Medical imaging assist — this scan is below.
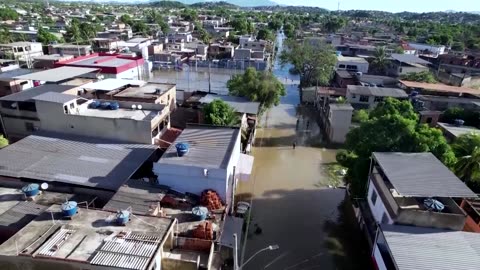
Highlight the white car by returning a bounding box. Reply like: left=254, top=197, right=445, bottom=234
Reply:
left=236, top=201, right=250, bottom=217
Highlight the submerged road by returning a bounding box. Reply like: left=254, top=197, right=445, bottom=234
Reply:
left=236, top=33, right=372, bottom=270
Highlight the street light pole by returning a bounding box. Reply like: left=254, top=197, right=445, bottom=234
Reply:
left=233, top=233, right=279, bottom=270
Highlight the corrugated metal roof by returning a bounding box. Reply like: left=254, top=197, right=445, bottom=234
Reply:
left=391, top=54, right=431, bottom=65
left=0, top=201, right=48, bottom=229
left=347, top=85, right=408, bottom=98
left=0, top=84, right=76, bottom=102
left=381, top=224, right=480, bottom=270
left=32, top=92, right=77, bottom=104
left=373, top=152, right=477, bottom=198
left=157, top=125, right=240, bottom=169
left=0, top=133, right=156, bottom=191
left=13, top=66, right=99, bottom=82
left=199, top=94, right=260, bottom=115
left=220, top=216, right=243, bottom=248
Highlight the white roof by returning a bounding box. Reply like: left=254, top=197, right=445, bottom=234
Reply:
left=82, top=78, right=146, bottom=91
left=14, top=67, right=99, bottom=82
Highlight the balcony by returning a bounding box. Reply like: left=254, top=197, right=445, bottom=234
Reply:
left=371, top=167, right=467, bottom=230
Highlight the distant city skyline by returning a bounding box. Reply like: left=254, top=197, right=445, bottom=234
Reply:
left=274, top=0, right=480, bottom=13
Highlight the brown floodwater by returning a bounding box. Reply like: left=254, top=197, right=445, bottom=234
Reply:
left=234, top=33, right=372, bottom=270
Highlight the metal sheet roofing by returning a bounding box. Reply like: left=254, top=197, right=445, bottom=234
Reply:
left=81, top=78, right=146, bottom=91
left=0, top=68, right=33, bottom=80
left=437, top=122, right=480, bottom=139
left=347, top=85, right=408, bottom=98
left=381, top=224, right=480, bottom=270
left=157, top=125, right=240, bottom=169
left=0, top=201, right=47, bottom=229
left=391, top=53, right=432, bottom=65
left=199, top=94, right=260, bottom=115
left=32, top=92, right=77, bottom=104
left=0, top=133, right=157, bottom=191
left=13, top=66, right=99, bottom=82
left=67, top=56, right=134, bottom=68
left=220, top=216, right=243, bottom=248
left=373, top=152, right=477, bottom=198
left=0, top=84, right=76, bottom=102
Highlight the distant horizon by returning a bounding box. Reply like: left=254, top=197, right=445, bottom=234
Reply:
left=273, top=0, right=480, bottom=13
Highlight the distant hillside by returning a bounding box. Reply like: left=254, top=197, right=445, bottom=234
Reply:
left=57, top=0, right=278, bottom=7
left=189, top=1, right=238, bottom=9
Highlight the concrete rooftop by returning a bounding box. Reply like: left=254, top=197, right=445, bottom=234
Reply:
left=114, top=83, right=175, bottom=100
left=78, top=101, right=164, bottom=121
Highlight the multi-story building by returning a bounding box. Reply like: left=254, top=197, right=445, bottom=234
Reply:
left=0, top=42, right=43, bottom=63
left=387, top=53, right=431, bottom=77
left=48, top=43, right=92, bottom=56
left=346, top=85, right=408, bottom=109
left=336, top=55, right=369, bottom=73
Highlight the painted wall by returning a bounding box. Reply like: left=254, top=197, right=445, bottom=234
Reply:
left=372, top=244, right=388, bottom=270
left=328, top=108, right=353, bottom=143
left=367, top=178, right=394, bottom=224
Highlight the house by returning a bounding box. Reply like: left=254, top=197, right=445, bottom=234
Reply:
left=0, top=42, right=43, bottom=63
left=437, top=122, right=480, bottom=140
left=48, top=43, right=92, bottom=56
left=0, top=59, right=20, bottom=72
left=372, top=224, right=480, bottom=270
left=408, top=42, right=446, bottom=57
left=0, top=132, right=157, bottom=193
left=33, top=54, right=75, bottom=69
left=153, top=125, right=254, bottom=204
left=459, top=198, right=480, bottom=232
left=208, top=43, right=234, bottom=59
left=238, top=36, right=269, bottom=51
left=399, top=80, right=480, bottom=98
left=388, top=54, right=431, bottom=77
left=320, top=103, right=353, bottom=144
left=346, top=85, right=408, bottom=109
left=365, top=152, right=476, bottom=233
left=54, top=53, right=146, bottom=80
left=415, top=95, right=480, bottom=111
left=336, top=55, right=369, bottom=73
left=334, top=71, right=398, bottom=89
left=400, top=42, right=416, bottom=55
left=0, top=69, right=35, bottom=97
left=0, top=204, right=175, bottom=270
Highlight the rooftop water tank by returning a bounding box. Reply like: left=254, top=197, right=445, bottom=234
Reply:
left=175, top=142, right=189, bottom=157
left=410, top=91, right=419, bottom=97
left=21, top=183, right=40, bottom=197
left=61, top=201, right=78, bottom=218
left=116, top=210, right=130, bottom=225
left=335, top=51, right=342, bottom=56
left=88, top=100, right=101, bottom=109
left=454, top=119, right=465, bottom=127
left=109, top=102, right=119, bottom=110
left=192, top=206, right=209, bottom=221
left=100, top=102, right=111, bottom=110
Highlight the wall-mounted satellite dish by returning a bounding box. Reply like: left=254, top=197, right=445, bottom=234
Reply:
left=137, top=105, right=143, bottom=110
left=40, top=183, right=49, bottom=190
left=131, top=104, right=137, bottom=110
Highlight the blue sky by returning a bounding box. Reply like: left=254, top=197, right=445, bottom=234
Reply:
left=273, top=0, right=480, bottom=13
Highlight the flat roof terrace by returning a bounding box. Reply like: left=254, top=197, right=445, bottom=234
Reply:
left=114, top=83, right=176, bottom=100
left=78, top=100, right=166, bottom=121
left=0, top=205, right=174, bottom=270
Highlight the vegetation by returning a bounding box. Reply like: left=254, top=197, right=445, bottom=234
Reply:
left=352, top=109, right=369, bottom=123
left=230, top=17, right=254, bottom=35
left=37, top=28, right=59, bottom=45
left=337, top=98, right=456, bottom=197
left=440, top=107, right=480, bottom=127
left=280, top=39, right=337, bottom=87
left=256, top=29, right=274, bottom=42
left=400, top=71, right=437, bottom=83
left=0, top=7, right=18, bottom=21
left=65, top=19, right=101, bottom=44
left=132, top=21, right=149, bottom=36
left=371, top=47, right=388, bottom=75
left=323, top=16, right=346, bottom=33
left=452, top=134, right=480, bottom=189
left=227, top=67, right=286, bottom=110
left=0, top=135, right=8, bottom=148
left=203, top=100, right=239, bottom=126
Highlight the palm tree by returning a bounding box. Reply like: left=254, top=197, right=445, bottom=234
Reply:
left=371, top=46, right=388, bottom=75
left=454, top=146, right=480, bottom=183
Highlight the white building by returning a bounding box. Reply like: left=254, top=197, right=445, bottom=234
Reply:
left=0, top=42, right=43, bottom=64
left=153, top=126, right=253, bottom=204
left=409, top=42, right=446, bottom=57
left=346, top=85, right=408, bottom=109
left=336, top=55, right=369, bottom=73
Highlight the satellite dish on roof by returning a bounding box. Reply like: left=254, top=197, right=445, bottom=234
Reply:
left=137, top=105, right=143, bottom=110
left=131, top=104, right=137, bottom=110
left=40, top=183, right=49, bottom=190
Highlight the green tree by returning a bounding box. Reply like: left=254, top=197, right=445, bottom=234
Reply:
left=451, top=42, right=465, bottom=52
left=120, top=14, right=133, bottom=26
left=203, top=100, right=239, bottom=126
left=256, top=29, right=274, bottom=41
left=37, top=28, right=58, bottom=45
left=280, top=39, right=337, bottom=87
left=454, top=147, right=480, bottom=184
left=0, top=27, right=12, bottom=43
left=0, top=135, right=8, bottom=148
left=371, top=46, right=388, bottom=75
left=323, top=16, right=346, bottom=33
left=337, top=98, right=456, bottom=197
left=227, top=67, right=286, bottom=110
left=394, top=46, right=404, bottom=54
left=452, top=133, right=480, bottom=158
left=231, top=18, right=249, bottom=34
left=283, top=22, right=295, bottom=39
left=0, top=8, right=18, bottom=21
left=352, top=109, right=369, bottom=123
left=268, top=19, right=282, bottom=31
left=400, top=71, right=437, bottom=83
left=132, top=21, right=149, bottom=36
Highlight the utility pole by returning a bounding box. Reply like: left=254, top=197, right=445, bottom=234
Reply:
left=208, top=61, right=212, bottom=93
left=338, top=1, right=340, bottom=12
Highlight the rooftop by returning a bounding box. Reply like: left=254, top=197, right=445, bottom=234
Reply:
left=329, top=103, right=354, bottom=111
left=114, top=83, right=176, bottom=100
left=400, top=80, right=480, bottom=96
left=347, top=85, right=408, bottom=98
left=33, top=54, right=74, bottom=61
left=77, top=100, right=164, bottom=121
left=0, top=42, right=40, bottom=47
left=199, top=94, right=260, bottom=115
left=0, top=205, right=173, bottom=270
left=373, top=152, right=477, bottom=198
left=62, top=55, right=139, bottom=68
left=32, top=92, right=77, bottom=104
left=437, top=122, right=480, bottom=139
left=13, top=66, right=99, bottom=83
left=157, top=125, right=240, bottom=169
left=391, top=53, right=431, bottom=65
left=0, top=133, right=157, bottom=191
left=380, top=224, right=480, bottom=270
left=337, top=55, right=369, bottom=64
left=0, top=84, right=76, bottom=102
left=0, top=68, right=34, bottom=81
left=81, top=78, right=146, bottom=92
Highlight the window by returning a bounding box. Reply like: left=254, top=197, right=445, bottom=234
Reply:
left=25, top=122, right=34, bottom=132
left=339, top=64, right=346, bottom=69
left=69, top=102, right=75, bottom=109
left=370, top=189, right=378, bottom=205
left=359, top=95, right=369, bottom=102
left=374, top=96, right=383, bottom=103
left=346, top=65, right=358, bottom=71
left=18, top=102, right=36, bottom=112
left=426, top=117, right=433, bottom=124
left=63, top=105, right=68, bottom=114
left=381, top=213, right=389, bottom=224
left=351, top=94, right=356, bottom=99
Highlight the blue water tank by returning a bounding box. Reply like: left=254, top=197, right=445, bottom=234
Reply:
left=109, top=102, right=119, bottom=110
left=454, top=119, right=465, bottom=127
left=410, top=91, right=419, bottom=97
left=61, top=201, right=78, bottom=217
left=116, top=210, right=130, bottom=225
left=335, top=51, right=342, bottom=56
left=21, top=183, right=40, bottom=197
left=192, top=206, right=209, bottom=221
left=89, top=100, right=101, bottom=109
left=100, top=102, right=111, bottom=109
left=175, top=143, right=189, bottom=157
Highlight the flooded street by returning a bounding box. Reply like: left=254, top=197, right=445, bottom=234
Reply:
left=236, top=33, right=372, bottom=270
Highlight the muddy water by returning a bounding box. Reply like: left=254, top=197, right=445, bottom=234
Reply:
left=235, top=33, right=372, bottom=270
